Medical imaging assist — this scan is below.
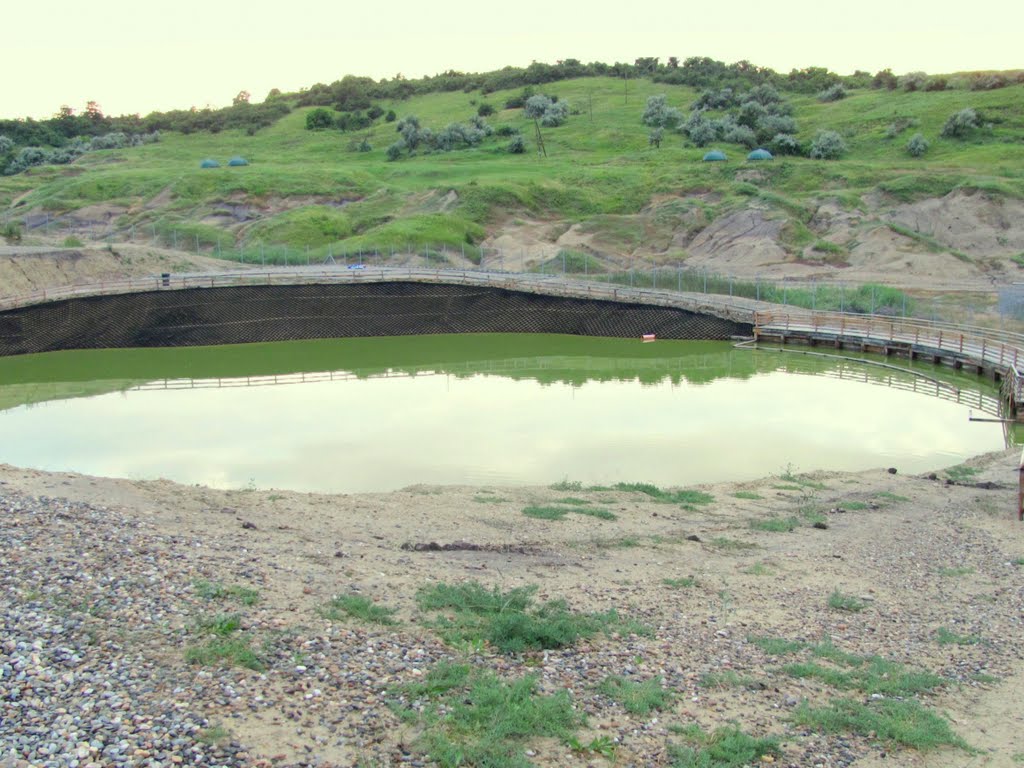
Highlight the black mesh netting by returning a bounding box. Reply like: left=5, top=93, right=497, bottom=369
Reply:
left=0, top=282, right=751, bottom=356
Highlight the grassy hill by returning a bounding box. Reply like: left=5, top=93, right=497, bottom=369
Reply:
left=2, top=76, right=1023, bottom=286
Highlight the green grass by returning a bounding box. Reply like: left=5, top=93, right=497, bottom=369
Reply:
left=193, top=579, right=260, bottom=606
left=195, top=613, right=242, bottom=636
left=1013, top=557, right=1024, bottom=566
left=708, top=537, right=758, bottom=552
left=522, top=504, right=617, bottom=521
left=318, top=594, right=398, bottom=625
left=669, top=725, right=781, bottom=768
left=396, top=662, right=583, bottom=768
left=663, top=576, right=697, bottom=588
left=197, top=725, right=232, bottom=745
left=614, top=482, right=714, bottom=506
left=875, top=492, right=910, bottom=503
left=749, top=516, right=800, bottom=533
left=792, top=698, right=969, bottom=751
left=415, top=581, right=648, bottom=653
left=698, top=670, right=761, bottom=689
left=732, top=491, right=763, bottom=500
left=743, top=562, right=773, bottom=575
left=185, top=636, right=263, bottom=670
left=549, top=478, right=583, bottom=491
left=783, top=656, right=944, bottom=696
left=936, top=627, right=982, bottom=645
left=597, top=675, right=673, bottom=714
left=938, top=566, right=975, bottom=577
left=748, top=635, right=805, bottom=656
left=828, top=590, right=867, bottom=613
left=944, top=464, right=980, bottom=482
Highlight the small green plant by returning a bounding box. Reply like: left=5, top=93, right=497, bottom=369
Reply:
left=415, top=581, right=647, bottom=653
left=1013, top=557, right=1024, bottom=566
left=472, top=494, right=508, bottom=504
left=575, top=507, right=617, bottom=521
left=938, top=566, right=974, bottom=577
left=185, top=636, right=263, bottom=670
left=744, top=562, right=772, bottom=575
left=552, top=496, right=591, bottom=506
left=598, top=675, right=672, bottom=714
left=936, top=627, right=981, bottom=646
left=828, top=590, right=866, bottom=613
left=750, top=516, right=800, bottom=533
left=193, top=579, right=260, bottom=606
left=614, top=482, right=714, bottom=506
left=663, top=576, right=697, bottom=588
left=875, top=492, right=909, bottom=503
left=522, top=505, right=569, bottom=520
left=62, top=235, right=84, bottom=247
left=748, top=635, right=804, bottom=656
left=318, top=594, right=397, bottom=625
left=836, top=501, right=869, bottom=511
left=198, top=725, right=231, bottom=745
left=670, top=725, right=781, bottom=767
left=196, top=613, right=242, bottom=636
left=396, top=663, right=582, bottom=767
left=568, top=735, right=617, bottom=759
left=709, top=537, right=758, bottom=552
left=944, top=464, right=979, bottom=482
left=1, top=221, right=22, bottom=243
left=549, top=478, right=583, bottom=491
left=906, top=133, right=930, bottom=157
left=792, top=698, right=969, bottom=751
left=699, top=670, right=760, bottom=689
left=732, top=491, right=763, bottom=500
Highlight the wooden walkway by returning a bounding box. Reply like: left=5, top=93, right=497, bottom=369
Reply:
left=753, top=309, right=1024, bottom=419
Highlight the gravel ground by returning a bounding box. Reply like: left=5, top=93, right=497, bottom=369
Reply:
left=2, top=451, right=1023, bottom=767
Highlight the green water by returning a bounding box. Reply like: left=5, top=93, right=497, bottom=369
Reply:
left=0, top=334, right=1008, bottom=492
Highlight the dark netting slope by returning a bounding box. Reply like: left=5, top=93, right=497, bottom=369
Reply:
left=0, top=282, right=751, bottom=356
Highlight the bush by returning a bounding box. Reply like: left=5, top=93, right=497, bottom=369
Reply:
left=477, top=103, right=495, bottom=117
left=758, top=114, right=797, bottom=139
left=357, top=138, right=372, bottom=153
left=809, top=130, right=847, bottom=159
left=0, top=135, right=13, bottom=154
left=305, top=107, right=335, bottom=130
left=724, top=124, right=757, bottom=148
left=386, top=140, right=405, bottom=161
left=941, top=108, right=979, bottom=138
left=648, top=127, right=664, bottom=148
left=641, top=94, right=683, bottom=129
left=906, top=133, right=929, bottom=157
left=384, top=110, right=397, bottom=123
left=494, top=125, right=519, bottom=137
left=508, top=135, right=526, bottom=154
left=899, top=71, right=929, bottom=92
left=817, top=84, right=847, bottom=102
left=970, top=73, right=1009, bottom=91
left=366, top=105, right=384, bottom=120
left=770, top=133, right=801, bottom=155
left=737, top=100, right=768, bottom=129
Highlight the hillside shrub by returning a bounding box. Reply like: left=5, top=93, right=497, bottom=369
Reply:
left=746, top=84, right=782, bottom=107
left=0, top=135, right=12, bottom=154
left=366, top=105, right=384, bottom=120
left=477, top=103, right=495, bottom=117
left=648, top=127, right=663, bottom=148
left=539, top=100, right=569, bottom=127
left=305, top=108, right=335, bottom=130
left=737, top=100, right=768, bottom=129
left=691, top=87, right=737, bottom=110
left=357, top=138, right=372, bottom=153
left=872, top=69, right=898, bottom=90
left=809, top=130, right=847, bottom=159
left=770, top=133, right=801, bottom=155
left=495, top=125, right=519, bottom=137
left=899, top=72, right=929, bottom=92
left=724, top=124, right=757, bottom=148
left=508, top=135, right=526, bottom=154
left=386, top=141, right=405, bottom=161
left=336, top=111, right=371, bottom=132
left=906, top=133, right=929, bottom=157
left=925, top=77, right=948, bottom=91
left=941, top=108, right=979, bottom=139
left=817, top=84, right=847, bottom=102
left=385, top=110, right=396, bottom=122
left=641, top=95, right=683, bottom=129
left=970, top=73, right=1009, bottom=91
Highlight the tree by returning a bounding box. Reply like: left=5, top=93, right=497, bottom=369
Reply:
left=524, top=95, right=552, bottom=156
left=305, top=107, right=335, bottom=130
left=233, top=90, right=251, bottom=105
left=85, top=101, right=104, bottom=122
left=871, top=69, right=898, bottom=90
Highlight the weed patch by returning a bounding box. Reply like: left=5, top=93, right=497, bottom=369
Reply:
left=828, top=590, right=866, bottom=613
left=669, top=725, right=781, bottom=768
left=783, top=656, right=943, bottom=696
left=750, top=516, right=800, bottom=533
left=748, top=635, right=805, bottom=656
left=522, top=504, right=616, bottom=522
left=598, top=675, right=672, bottom=714
left=416, top=581, right=647, bottom=653
left=396, top=662, right=582, bottom=767
left=663, top=576, right=697, bottom=588
left=193, top=579, right=260, bottom=606
left=185, top=636, right=263, bottom=670
left=938, top=566, right=974, bottom=577
left=936, top=627, right=981, bottom=645
left=614, top=482, right=714, bottom=506
left=732, top=491, right=763, bottom=500
left=318, top=594, right=398, bottom=625
left=792, top=698, right=969, bottom=751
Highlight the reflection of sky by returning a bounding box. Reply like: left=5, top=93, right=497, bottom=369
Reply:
left=0, top=371, right=1003, bottom=493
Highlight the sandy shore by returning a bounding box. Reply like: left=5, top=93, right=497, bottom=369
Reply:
left=2, top=450, right=1023, bottom=768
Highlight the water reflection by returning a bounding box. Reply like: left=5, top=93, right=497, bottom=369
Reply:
left=0, top=334, right=1009, bottom=492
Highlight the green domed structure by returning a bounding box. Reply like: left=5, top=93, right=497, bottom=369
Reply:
left=747, top=148, right=774, bottom=161
left=702, top=150, right=727, bottom=162
left=199, top=158, right=220, bottom=168
left=228, top=156, right=249, bottom=167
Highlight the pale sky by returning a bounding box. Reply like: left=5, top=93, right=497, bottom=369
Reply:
left=3, top=0, right=1021, bottom=119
